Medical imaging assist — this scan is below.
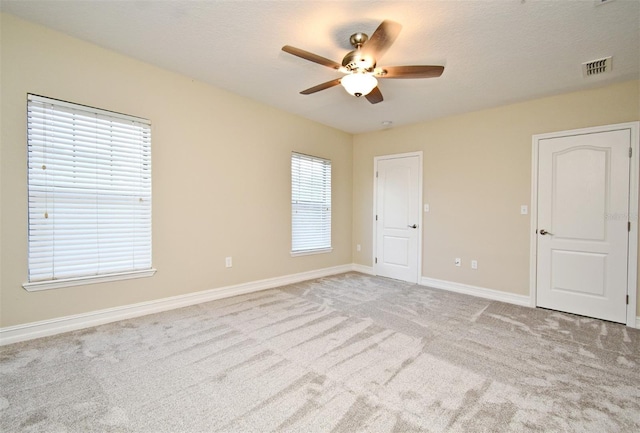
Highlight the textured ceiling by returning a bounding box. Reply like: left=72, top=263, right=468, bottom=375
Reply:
left=1, top=0, right=638, bottom=134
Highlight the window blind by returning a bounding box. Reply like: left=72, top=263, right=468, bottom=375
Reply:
left=27, top=94, right=152, bottom=283
left=291, top=152, right=331, bottom=253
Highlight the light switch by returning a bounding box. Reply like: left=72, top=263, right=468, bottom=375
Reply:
left=424, top=204, right=430, bottom=212
left=521, top=205, right=528, bottom=215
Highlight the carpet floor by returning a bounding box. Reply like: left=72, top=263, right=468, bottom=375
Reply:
left=1, top=272, right=639, bottom=432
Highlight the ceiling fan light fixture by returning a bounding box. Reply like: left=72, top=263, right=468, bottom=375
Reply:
left=341, top=73, right=377, bottom=97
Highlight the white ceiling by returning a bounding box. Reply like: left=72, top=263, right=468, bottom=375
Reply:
left=1, top=0, right=638, bottom=134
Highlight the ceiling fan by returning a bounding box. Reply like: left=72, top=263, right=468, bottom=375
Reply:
left=282, top=20, right=444, bottom=104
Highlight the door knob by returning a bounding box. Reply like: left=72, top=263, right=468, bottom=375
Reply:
left=408, top=224, right=418, bottom=229
left=539, top=229, right=553, bottom=235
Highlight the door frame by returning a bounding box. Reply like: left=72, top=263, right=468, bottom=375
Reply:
left=373, top=151, right=423, bottom=283
left=529, top=122, right=639, bottom=327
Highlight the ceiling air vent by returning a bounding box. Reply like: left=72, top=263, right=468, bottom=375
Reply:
left=582, top=57, right=612, bottom=77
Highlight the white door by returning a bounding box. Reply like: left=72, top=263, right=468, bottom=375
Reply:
left=375, top=154, right=421, bottom=283
left=536, top=129, right=631, bottom=323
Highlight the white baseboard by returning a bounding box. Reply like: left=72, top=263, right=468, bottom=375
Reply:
left=352, top=264, right=374, bottom=275
left=3, top=266, right=635, bottom=346
left=420, top=277, right=531, bottom=307
left=422, top=277, right=639, bottom=329
left=0, top=264, right=353, bottom=346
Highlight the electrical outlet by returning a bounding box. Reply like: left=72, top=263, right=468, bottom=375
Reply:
left=225, top=257, right=232, bottom=268
left=455, top=258, right=461, bottom=267
left=471, top=260, right=478, bottom=270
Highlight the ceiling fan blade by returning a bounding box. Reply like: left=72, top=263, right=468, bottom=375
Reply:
left=282, top=45, right=341, bottom=70
left=378, top=65, right=444, bottom=79
left=365, top=86, right=383, bottom=104
left=362, top=20, right=402, bottom=60
left=300, top=78, right=342, bottom=95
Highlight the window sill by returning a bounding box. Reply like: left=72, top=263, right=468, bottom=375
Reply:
left=23, top=268, right=157, bottom=292
left=290, top=247, right=333, bottom=257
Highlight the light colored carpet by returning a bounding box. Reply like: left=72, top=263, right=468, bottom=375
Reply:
left=1, top=272, right=639, bottom=432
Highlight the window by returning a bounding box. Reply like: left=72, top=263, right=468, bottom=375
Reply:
left=24, top=94, right=154, bottom=291
left=291, top=152, right=332, bottom=255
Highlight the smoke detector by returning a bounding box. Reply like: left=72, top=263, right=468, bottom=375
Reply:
left=582, top=57, right=612, bottom=77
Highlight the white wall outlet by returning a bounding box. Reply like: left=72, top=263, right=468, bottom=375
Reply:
left=471, top=260, right=478, bottom=270
left=356, top=244, right=361, bottom=252
left=225, top=257, right=232, bottom=268
left=520, top=205, right=528, bottom=215
left=455, top=258, right=461, bottom=267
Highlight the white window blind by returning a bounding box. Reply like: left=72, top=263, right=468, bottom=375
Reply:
left=26, top=94, right=152, bottom=286
left=291, top=152, right=332, bottom=254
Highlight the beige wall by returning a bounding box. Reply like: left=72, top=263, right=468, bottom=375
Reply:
left=353, top=80, right=640, bottom=310
left=0, top=14, right=353, bottom=327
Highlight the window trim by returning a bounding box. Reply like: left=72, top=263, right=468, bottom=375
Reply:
left=24, top=94, right=154, bottom=290
left=290, top=152, right=332, bottom=256
left=22, top=268, right=156, bottom=292
left=290, top=247, right=333, bottom=257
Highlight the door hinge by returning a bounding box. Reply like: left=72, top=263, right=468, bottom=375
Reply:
left=630, top=147, right=633, bottom=158
left=375, top=257, right=378, bottom=264
left=627, top=295, right=629, bottom=305
left=376, top=171, right=379, bottom=178
left=376, top=215, right=378, bottom=221
left=629, top=221, right=631, bottom=232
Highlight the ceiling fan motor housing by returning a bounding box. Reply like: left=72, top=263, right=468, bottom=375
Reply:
left=342, top=49, right=376, bottom=72
left=342, top=32, right=376, bottom=72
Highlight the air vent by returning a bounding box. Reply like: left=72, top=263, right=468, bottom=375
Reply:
left=582, top=57, right=612, bottom=77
